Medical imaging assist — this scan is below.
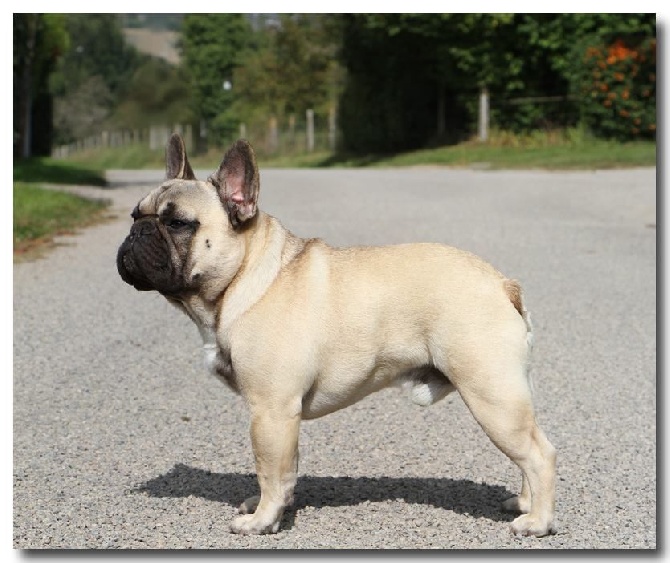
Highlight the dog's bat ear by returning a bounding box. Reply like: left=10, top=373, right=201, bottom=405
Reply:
left=209, top=139, right=259, bottom=228
left=165, top=133, right=196, bottom=180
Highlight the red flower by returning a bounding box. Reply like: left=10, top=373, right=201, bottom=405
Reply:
left=608, top=39, right=634, bottom=62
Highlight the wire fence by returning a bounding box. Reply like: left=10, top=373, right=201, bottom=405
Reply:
left=51, top=123, right=196, bottom=159
left=51, top=109, right=337, bottom=159
left=51, top=91, right=583, bottom=159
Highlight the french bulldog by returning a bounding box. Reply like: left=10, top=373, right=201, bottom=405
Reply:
left=117, top=133, right=556, bottom=537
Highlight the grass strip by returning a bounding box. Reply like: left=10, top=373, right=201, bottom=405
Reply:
left=14, top=183, right=110, bottom=254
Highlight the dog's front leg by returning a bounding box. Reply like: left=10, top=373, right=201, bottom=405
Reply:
left=230, top=409, right=300, bottom=535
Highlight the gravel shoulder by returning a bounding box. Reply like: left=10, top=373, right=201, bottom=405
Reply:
left=12, top=167, right=657, bottom=549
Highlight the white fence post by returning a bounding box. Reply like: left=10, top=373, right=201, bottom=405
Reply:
left=306, top=109, right=315, bottom=152
left=478, top=88, right=489, bottom=142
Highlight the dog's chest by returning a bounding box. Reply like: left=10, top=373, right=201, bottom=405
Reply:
left=203, top=342, right=238, bottom=392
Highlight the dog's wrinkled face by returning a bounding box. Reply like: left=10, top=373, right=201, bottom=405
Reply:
left=117, top=179, right=231, bottom=296
left=116, top=134, right=260, bottom=300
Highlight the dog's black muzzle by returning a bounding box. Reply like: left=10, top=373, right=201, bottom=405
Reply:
left=116, top=218, right=177, bottom=293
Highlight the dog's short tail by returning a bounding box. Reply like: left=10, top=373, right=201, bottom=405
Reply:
left=504, top=279, right=534, bottom=395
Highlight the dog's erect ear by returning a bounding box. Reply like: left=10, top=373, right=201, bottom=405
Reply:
left=209, top=139, right=259, bottom=228
left=165, top=133, right=196, bottom=180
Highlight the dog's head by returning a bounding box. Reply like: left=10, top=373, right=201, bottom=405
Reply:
left=116, top=134, right=260, bottom=300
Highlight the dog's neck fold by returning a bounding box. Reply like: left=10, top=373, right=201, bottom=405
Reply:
left=217, top=213, right=290, bottom=338
left=174, top=212, right=305, bottom=352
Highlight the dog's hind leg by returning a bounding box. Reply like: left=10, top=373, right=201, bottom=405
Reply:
left=449, top=360, right=556, bottom=537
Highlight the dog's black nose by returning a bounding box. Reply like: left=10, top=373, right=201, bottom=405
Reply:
left=131, top=217, right=158, bottom=239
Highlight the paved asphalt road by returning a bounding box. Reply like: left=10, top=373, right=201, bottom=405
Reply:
left=13, top=166, right=656, bottom=550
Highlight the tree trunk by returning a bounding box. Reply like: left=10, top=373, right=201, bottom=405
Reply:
left=21, top=15, right=38, bottom=159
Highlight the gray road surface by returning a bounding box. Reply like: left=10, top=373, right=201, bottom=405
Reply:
left=13, top=166, right=656, bottom=549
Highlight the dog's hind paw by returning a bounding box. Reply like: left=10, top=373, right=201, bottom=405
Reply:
left=502, top=494, right=531, bottom=514
left=230, top=513, right=281, bottom=535
left=238, top=495, right=260, bottom=514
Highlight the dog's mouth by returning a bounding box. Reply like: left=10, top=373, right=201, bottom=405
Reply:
left=116, top=242, right=158, bottom=292
left=116, top=224, right=189, bottom=296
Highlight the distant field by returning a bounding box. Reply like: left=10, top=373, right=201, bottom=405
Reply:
left=122, top=28, right=180, bottom=64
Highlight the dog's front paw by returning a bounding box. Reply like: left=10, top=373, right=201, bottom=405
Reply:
left=230, top=513, right=281, bottom=535
left=511, top=514, right=556, bottom=537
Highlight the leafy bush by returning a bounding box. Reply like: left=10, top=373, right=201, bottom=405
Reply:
left=573, top=36, right=656, bottom=140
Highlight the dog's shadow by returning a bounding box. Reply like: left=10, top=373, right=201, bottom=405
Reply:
left=133, top=463, right=515, bottom=527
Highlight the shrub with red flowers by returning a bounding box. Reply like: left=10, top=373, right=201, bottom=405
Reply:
left=573, top=36, right=656, bottom=141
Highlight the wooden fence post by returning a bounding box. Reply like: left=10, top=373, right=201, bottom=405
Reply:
left=183, top=124, right=194, bottom=151
left=328, top=104, right=337, bottom=151
left=289, top=114, right=296, bottom=150
left=268, top=117, right=278, bottom=153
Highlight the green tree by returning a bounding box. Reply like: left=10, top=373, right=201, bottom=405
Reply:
left=338, top=14, right=443, bottom=153
left=50, top=14, right=140, bottom=99
left=13, top=13, right=69, bottom=157
left=180, top=14, right=251, bottom=142
left=112, top=58, right=193, bottom=130
left=50, top=14, right=142, bottom=144
left=337, top=13, right=656, bottom=153
left=226, top=14, right=343, bottom=147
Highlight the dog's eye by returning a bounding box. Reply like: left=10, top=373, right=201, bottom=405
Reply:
left=167, top=219, right=188, bottom=229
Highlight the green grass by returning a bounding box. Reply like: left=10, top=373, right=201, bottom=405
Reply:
left=356, top=139, right=656, bottom=170
left=13, top=157, right=107, bottom=186
left=13, top=157, right=110, bottom=257
left=61, top=130, right=656, bottom=171
left=261, top=133, right=657, bottom=169
left=13, top=183, right=110, bottom=255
